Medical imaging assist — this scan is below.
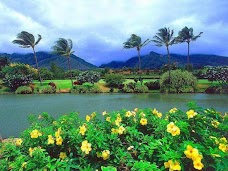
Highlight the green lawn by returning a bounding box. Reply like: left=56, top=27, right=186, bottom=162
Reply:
left=33, top=80, right=72, bottom=90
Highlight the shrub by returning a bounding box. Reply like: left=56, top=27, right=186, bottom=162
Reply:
left=70, top=83, right=102, bottom=93
left=0, top=103, right=227, bottom=170
left=77, top=71, right=101, bottom=84
left=3, top=74, right=33, bottom=91
left=206, top=66, right=228, bottom=85
left=160, top=70, right=197, bottom=93
left=39, top=86, right=56, bottom=94
left=39, top=68, right=53, bottom=80
left=144, top=81, right=160, bottom=90
left=122, top=83, right=149, bottom=93
left=105, top=74, right=125, bottom=88
left=15, top=86, right=33, bottom=94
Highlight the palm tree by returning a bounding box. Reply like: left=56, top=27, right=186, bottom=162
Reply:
left=176, top=27, right=203, bottom=70
left=152, top=27, right=176, bottom=93
left=123, top=34, right=151, bottom=83
left=12, top=31, right=42, bottom=85
left=52, top=38, right=74, bottom=87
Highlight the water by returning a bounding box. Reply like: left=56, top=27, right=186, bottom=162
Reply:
left=0, top=93, right=227, bottom=138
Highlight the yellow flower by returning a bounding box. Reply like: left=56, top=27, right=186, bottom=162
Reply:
left=139, top=112, right=146, bottom=117
left=102, top=150, right=110, bottom=160
left=169, top=108, right=178, bottom=113
left=134, top=108, right=138, bottom=112
left=193, top=160, right=204, bottom=170
left=91, top=112, right=96, bottom=118
left=106, top=117, right=111, bottom=122
left=127, top=146, right=134, bottom=151
left=219, top=143, right=227, bottom=152
left=167, top=122, right=180, bottom=136
left=81, top=140, right=92, bottom=154
left=111, top=128, right=118, bottom=134
left=164, top=160, right=181, bottom=171
left=102, top=111, right=107, bottom=116
left=152, top=109, right=162, bottom=118
left=59, top=152, right=67, bottom=160
left=125, top=111, right=132, bottom=117
left=86, top=115, right=91, bottom=122
left=16, top=138, right=23, bottom=146
left=29, top=147, right=34, bottom=157
left=184, top=145, right=199, bottom=159
left=55, top=128, right=61, bottom=137
left=152, top=108, right=158, bottom=115
left=21, top=162, right=27, bottom=168
left=56, top=136, right=63, bottom=146
left=211, top=120, right=220, bottom=128
left=140, top=118, right=147, bottom=125
left=30, top=129, right=42, bottom=138
left=79, top=125, right=87, bottom=135
left=47, top=135, right=55, bottom=145
left=157, top=112, right=162, bottom=118
left=115, top=120, right=120, bottom=126
left=220, top=137, right=227, bottom=143
left=116, top=116, right=122, bottom=122
left=186, top=109, right=197, bottom=119
left=118, top=126, right=125, bottom=135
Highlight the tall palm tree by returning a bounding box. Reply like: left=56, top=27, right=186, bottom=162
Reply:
left=52, top=38, right=74, bottom=87
left=123, top=34, right=151, bottom=83
left=176, top=27, right=203, bottom=70
left=12, top=31, right=42, bottom=85
left=152, top=27, right=176, bottom=93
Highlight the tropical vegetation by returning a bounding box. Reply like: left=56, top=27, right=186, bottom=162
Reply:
left=0, top=102, right=227, bottom=170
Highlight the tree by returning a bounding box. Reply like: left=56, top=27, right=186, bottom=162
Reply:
left=50, top=62, right=65, bottom=79
left=123, top=34, right=151, bottom=83
left=12, top=31, right=42, bottom=85
left=0, top=55, right=9, bottom=71
left=176, top=27, right=203, bottom=70
left=52, top=38, right=74, bottom=87
left=152, top=28, right=176, bottom=92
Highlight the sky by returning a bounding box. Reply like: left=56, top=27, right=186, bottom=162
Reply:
left=0, top=0, right=228, bottom=66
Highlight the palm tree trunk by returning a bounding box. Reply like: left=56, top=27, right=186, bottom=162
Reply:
left=32, top=48, right=42, bottom=86
left=187, top=42, right=190, bottom=71
left=137, top=48, right=142, bottom=85
left=67, top=56, right=73, bottom=87
left=166, top=46, right=171, bottom=93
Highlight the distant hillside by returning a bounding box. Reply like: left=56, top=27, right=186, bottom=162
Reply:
left=100, top=51, right=228, bottom=69
left=0, top=51, right=97, bottom=70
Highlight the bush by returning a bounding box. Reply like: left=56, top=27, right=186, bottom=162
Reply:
left=0, top=103, right=227, bottom=170
left=105, top=74, right=125, bottom=88
left=205, top=66, right=228, bottom=85
left=70, top=83, right=102, bottom=93
left=122, top=83, right=149, bottom=93
left=144, top=81, right=160, bottom=90
left=77, top=71, right=101, bottom=84
left=15, top=86, right=33, bottom=94
left=39, top=86, right=56, bottom=94
left=160, top=70, right=197, bottom=93
left=39, top=68, right=53, bottom=80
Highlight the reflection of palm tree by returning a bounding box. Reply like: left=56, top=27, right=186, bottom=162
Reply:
left=176, top=27, right=203, bottom=70
left=152, top=28, right=176, bottom=92
left=12, top=31, right=42, bottom=85
left=123, top=34, right=151, bottom=82
left=52, top=38, right=74, bottom=87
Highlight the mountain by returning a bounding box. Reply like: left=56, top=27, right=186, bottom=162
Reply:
left=0, top=51, right=97, bottom=70
left=100, top=51, right=228, bottom=69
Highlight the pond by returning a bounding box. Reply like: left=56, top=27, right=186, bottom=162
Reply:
left=0, top=93, right=227, bottom=138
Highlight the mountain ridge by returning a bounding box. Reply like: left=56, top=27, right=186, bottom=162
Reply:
left=0, top=51, right=97, bottom=70
left=100, top=51, right=228, bottom=69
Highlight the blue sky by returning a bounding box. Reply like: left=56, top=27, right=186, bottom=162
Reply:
left=0, top=0, right=228, bottom=66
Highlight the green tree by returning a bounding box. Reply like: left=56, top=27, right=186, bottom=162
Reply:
left=52, top=38, right=74, bottom=86
left=0, top=55, right=9, bottom=71
left=123, top=34, right=151, bottom=83
left=12, top=31, right=42, bottom=85
left=176, top=27, right=203, bottom=70
left=50, top=62, right=65, bottom=79
left=40, top=68, right=53, bottom=80
left=152, top=28, right=176, bottom=92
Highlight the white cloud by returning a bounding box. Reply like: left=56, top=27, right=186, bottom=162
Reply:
left=0, top=0, right=228, bottom=65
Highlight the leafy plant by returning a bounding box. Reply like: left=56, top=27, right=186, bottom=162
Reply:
left=104, top=74, right=125, bottom=88
left=15, top=86, right=33, bottom=94
left=77, top=71, right=101, bottom=84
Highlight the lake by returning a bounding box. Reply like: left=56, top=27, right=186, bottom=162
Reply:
left=0, top=93, right=227, bottom=138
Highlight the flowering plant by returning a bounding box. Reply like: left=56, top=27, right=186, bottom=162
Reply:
left=0, top=102, right=227, bottom=170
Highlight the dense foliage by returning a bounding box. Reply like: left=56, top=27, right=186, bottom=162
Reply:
left=71, top=82, right=101, bottom=93
left=144, top=81, right=160, bottom=90
left=0, top=103, right=227, bottom=170
left=160, top=70, right=197, bottom=93
left=122, top=83, right=149, bottom=93
left=77, top=71, right=101, bottom=84
left=104, top=74, right=125, bottom=88
left=1, top=63, right=37, bottom=91
left=206, top=66, right=228, bottom=85
left=15, top=86, right=33, bottom=94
